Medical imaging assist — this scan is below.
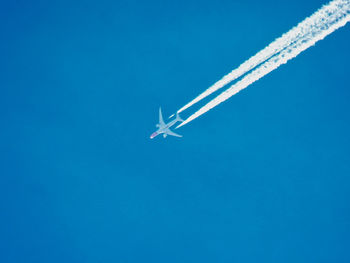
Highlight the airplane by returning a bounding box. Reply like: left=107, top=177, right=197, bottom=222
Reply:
left=150, top=107, right=183, bottom=139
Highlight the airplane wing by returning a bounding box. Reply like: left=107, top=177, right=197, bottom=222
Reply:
left=165, top=128, right=182, bottom=138
left=159, top=107, right=165, bottom=125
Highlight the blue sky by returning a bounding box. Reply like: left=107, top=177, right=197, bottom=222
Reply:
left=1, top=0, right=350, bottom=262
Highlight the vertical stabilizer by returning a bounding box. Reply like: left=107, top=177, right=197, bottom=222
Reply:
left=176, top=112, right=184, bottom=122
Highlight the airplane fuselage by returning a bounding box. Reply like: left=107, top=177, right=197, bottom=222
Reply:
left=150, top=119, right=177, bottom=139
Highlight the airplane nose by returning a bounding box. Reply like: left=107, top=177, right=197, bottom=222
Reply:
left=150, top=132, right=157, bottom=139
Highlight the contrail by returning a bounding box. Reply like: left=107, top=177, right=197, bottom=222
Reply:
left=177, top=0, right=350, bottom=128
left=174, top=0, right=350, bottom=115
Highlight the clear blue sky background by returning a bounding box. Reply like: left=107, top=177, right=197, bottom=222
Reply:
left=1, top=0, right=350, bottom=262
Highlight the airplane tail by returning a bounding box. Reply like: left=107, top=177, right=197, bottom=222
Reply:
left=176, top=112, right=184, bottom=122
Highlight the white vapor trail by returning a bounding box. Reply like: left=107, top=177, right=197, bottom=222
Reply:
left=176, top=0, right=349, bottom=115
left=177, top=0, right=350, bottom=128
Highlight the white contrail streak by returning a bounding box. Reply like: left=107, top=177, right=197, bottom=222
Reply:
left=177, top=0, right=350, bottom=128
left=175, top=0, right=350, bottom=116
